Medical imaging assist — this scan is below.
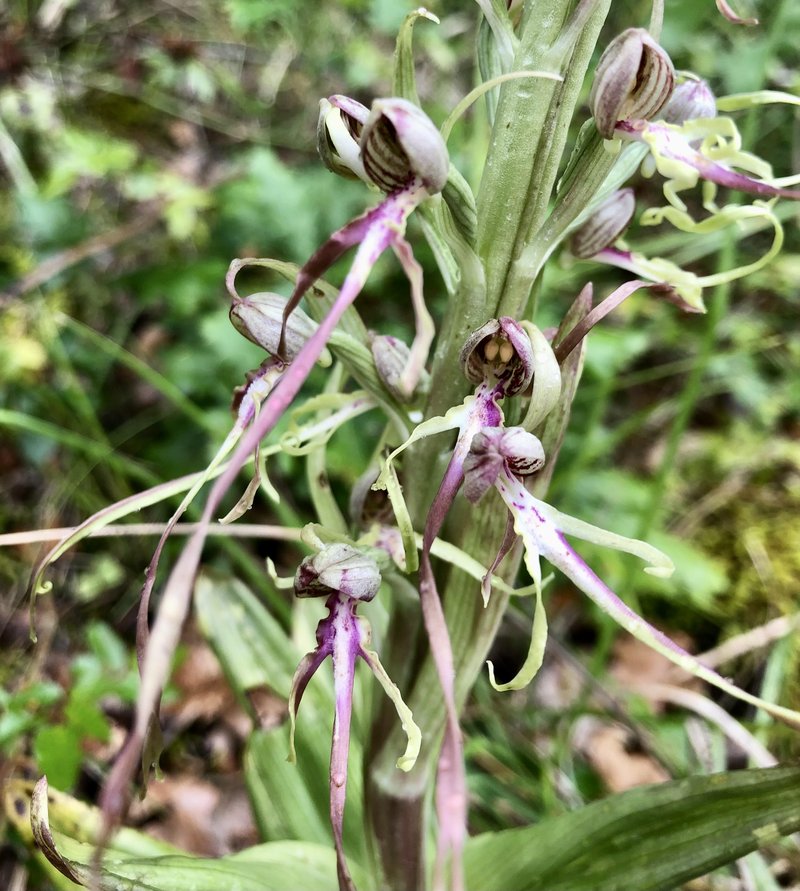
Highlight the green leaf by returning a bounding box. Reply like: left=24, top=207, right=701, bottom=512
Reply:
left=65, top=693, right=110, bottom=743
left=194, top=572, right=300, bottom=702
left=392, top=8, right=439, bottom=104
left=33, top=726, right=83, bottom=791
left=465, top=766, right=800, bottom=891
left=15, top=777, right=369, bottom=891
left=56, top=837, right=354, bottom=891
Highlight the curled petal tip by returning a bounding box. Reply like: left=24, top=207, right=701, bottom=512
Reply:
left=716, top=0, right=758, bottom=25
left=318, top=95, right=369, bottom=181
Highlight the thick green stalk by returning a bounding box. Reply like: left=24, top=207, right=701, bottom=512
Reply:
left=476, top=0, right=572, bottom=311
left=499, top=0, right=613, bottom=318
left=364, top=3, right=611, bottom=886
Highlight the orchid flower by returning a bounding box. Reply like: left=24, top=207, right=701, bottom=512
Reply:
left=571, top=188, right=785, bottom=314
left=607, top=77, right=800, bottom=215
left=288, top=543, right=420, bottom=891
left=281, top=94, right=448, bottom=397
left=461, top=425, right=800, bottom=734
left=585, top=37, right=800, bottom=306
left=574, top=76, right=797, bottom=314
left=616, top=116, right=800, bottom=212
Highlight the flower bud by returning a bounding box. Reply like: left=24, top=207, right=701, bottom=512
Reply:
left=317, top=95, right=369, bottom=181
left=460, top=317, right=534, bottom=396
left=661, top=78, right=716, bottom=125
left=589, top=28, right=675, bottom=139
left=360, top=97, right=449, bottom=195
left=570, top=188, right=636, bottom=259
left=463, top=427, right=546, bottom=503
left=294, top=544, right=381, bottom=602
left=370, top=334, right=428, bottom=402
left=229, top=292, right=324, bottom=362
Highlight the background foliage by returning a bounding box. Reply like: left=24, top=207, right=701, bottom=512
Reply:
left=2, top=0, right=800, bottom=888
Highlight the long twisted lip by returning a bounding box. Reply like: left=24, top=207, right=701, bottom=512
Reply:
left=615, top=119, right=800, bottom=203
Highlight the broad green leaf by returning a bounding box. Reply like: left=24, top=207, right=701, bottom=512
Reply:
left=10, top=777, right=368, bottom=891
left=55, top=836, right=352, bottom=891
left=194, top=572, right=299, bottom=701
left=465, top=766, right=800, bottom=891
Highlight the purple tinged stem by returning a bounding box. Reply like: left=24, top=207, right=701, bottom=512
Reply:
left=329, top=595, right=361, bottom=891
left=553, top=279, right=650, bottom=363
left=418, top=381, right=504, bottom=891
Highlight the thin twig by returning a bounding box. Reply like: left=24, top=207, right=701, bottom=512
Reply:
left=0, top=206, right=163, bottom=306
left=694, top=614, right=800, bottom=671
left=0, top=522, right=304, bottom=547
left=634, top=682, right=776, bottom=768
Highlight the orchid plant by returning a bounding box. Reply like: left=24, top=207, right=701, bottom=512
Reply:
left=22, top=2, right=800, bottom=891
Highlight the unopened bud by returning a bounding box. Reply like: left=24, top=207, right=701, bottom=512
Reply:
left=589, top=28, right=675, bottom=139
left=317, top=95, right=369, bottom=181
left=230, top=292, right=327, bottom=363
left=661, top=77, right=716, bottom=125
left=370, top=334, right=427, bottom=402
left=294, top=544, right=381, bottom=602
left=460, top=317, right=534, bottom=396
left=463, top=427, right=546, bottom=503
left=360, top=98, right=449, bottom=195
left=571, top=188, right=636, bottom=259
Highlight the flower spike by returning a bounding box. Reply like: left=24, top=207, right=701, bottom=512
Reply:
left=94, top=96, right=444, bottom=853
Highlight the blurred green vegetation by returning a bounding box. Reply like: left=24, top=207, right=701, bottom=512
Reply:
left=1, top=0, right=800, bottom=886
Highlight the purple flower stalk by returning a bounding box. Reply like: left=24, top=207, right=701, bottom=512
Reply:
left=288, top=545, right=420, bottom=891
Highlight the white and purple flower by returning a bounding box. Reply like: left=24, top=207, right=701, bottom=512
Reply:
left=289, top=543, right=420, bottom=891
